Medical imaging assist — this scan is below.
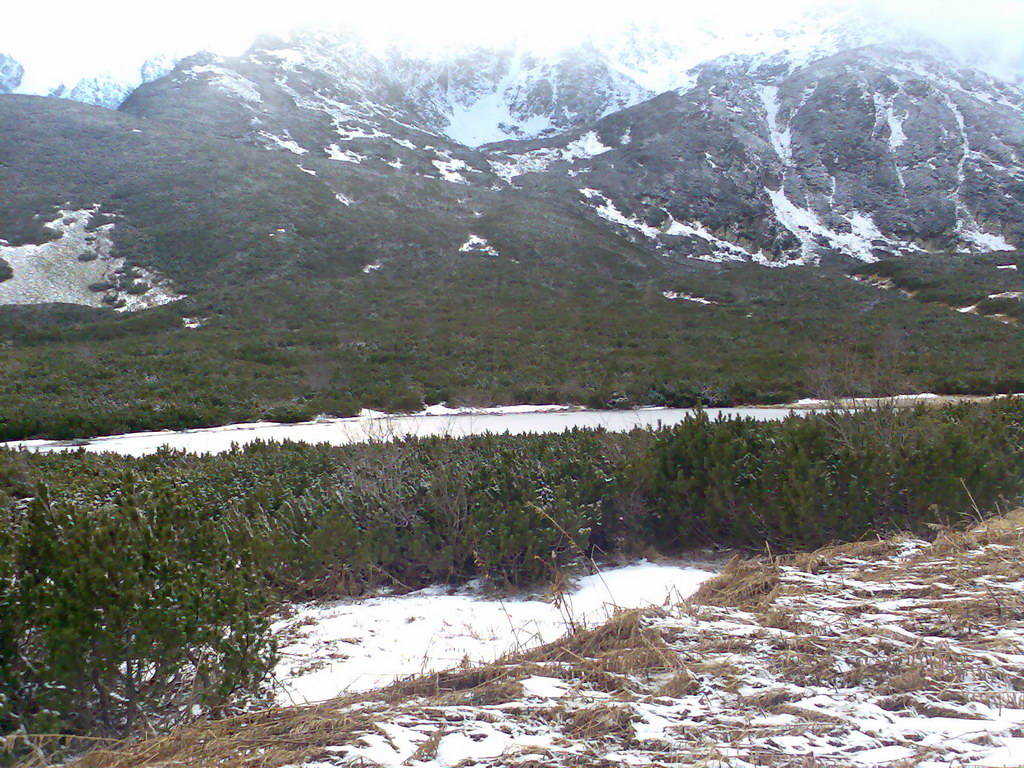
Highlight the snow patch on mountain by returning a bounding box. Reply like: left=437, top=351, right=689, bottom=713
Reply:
left=432, top=153, right=481, bottom=184
left=759, top=85, right=792, bottom=163
left=581, top=188, right=659, bottom=239
left=885, top=105, right=908, bottom=150
left=184, top=64, right=262, bottom=103
left=663, top=291, right=717, bottom=305
left=259, top=131, right=308, bottom=155
left=489, top=131, right=615, bottom=183
left=0, top=208, right=182, bottom=311
left=326, top=145, right=365, bottom=163
left=459, top=235, right=499, bottom=257
left=663, top=218, right=756, bottom=263
left=440, top=50, right=562, bottom=146
left=767, top=189, right=893, bottom=264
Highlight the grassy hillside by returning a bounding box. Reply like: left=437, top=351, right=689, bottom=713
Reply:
left=2, top=260, right=1023, bottom=440
left=849, top=251, right=1024, bottom=321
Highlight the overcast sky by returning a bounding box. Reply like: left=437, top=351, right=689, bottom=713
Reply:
left=3, top=0, right=1022, bottom=88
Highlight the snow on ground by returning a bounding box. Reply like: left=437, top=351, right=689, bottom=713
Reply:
left=767, top=188, right=894, bottom=264
left=787, top=393, right=941, bottom=409
left=114, top=266, right=184, bottom=312
left=273, top=561, right=718, bottom=704
left=962, top=227, right=1016, bottom=253
left=563, top=131, right=613, bottom=161
left=662, top=291, right=717, bottom=305
left=1, top=405, right=802, bottom=457
left=885, top=105, right=908, bottom=150
left=326, top=145, right=365, bottom=163
left=183, top=64, right=262, bottom=103
left=458, top=235, right=500, bottom=256
left=663, top=217, right=756, bottom=262
left=274, top=510, right=1024, bottom=768
left=334, top=125, right=390, bottom=141
left=443, top=52, right=555, bottom=147
left=577, top=189, right=775, bottom=264
left=432, top=155, right=478, bottom=184
left=580, top=188, right=660, bottom=238
left=488, top=132, right=614, bottom=183
left=0, top=208, right=116, bottom=308
left=259, top=130, right=308, bottom=155
left=760, top=85, right=792, bottom=163
left=0, top=207, right=183, bottom=311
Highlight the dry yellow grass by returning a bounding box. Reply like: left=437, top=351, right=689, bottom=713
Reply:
left=22, top=508, right=1024, bottom=768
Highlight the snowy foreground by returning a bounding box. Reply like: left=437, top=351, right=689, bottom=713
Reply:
left=90, top=512, right=1024, bottom=768
left=267, top=515, right=1024, bottom=768
left=272, top=561, right=720, bottom=705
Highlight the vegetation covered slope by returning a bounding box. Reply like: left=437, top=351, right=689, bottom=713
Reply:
left=3, top=259, right=1024, bottom=441
left=850, top=251, right=1024, bottom=322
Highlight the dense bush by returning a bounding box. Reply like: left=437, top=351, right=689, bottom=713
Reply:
left=635, top=401, right=1024, bottom=549
left=266, top=433, right=624, bottom=592
left=4, top=261, right=1024, bottom=441
left=1, top=400, right=1022, bottom=757
left=0, top=478, right=275, bottom=744
left=849, top=252, right=1023, bottom=320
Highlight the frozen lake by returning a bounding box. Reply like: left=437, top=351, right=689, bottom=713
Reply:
left=3, top=404, right=804, bottom=457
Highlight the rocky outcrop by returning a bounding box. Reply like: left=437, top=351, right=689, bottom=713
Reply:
left=492, top=45, right=1024, bottom=263
left=0, top=53, right=23, bottom=93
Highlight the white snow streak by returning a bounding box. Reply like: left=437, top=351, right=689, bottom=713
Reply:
left=760, top=85, right=792, bottom=163
left=767, top=188, right=889, bottom=264
left=258, top=131, right=308, bottom=155
left=663, top=291, right=717, bottom=305
left=489, top=131, right=613, bottom=183
left=325, top=145, right=365, bottom=164
left=184, top=65, right=262, bottom=103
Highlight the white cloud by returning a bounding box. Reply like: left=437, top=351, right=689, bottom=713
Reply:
left=1, top=0, right=1021, bottom=91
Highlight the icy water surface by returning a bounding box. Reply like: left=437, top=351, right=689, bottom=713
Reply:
left=4, top=405, right=804, bottom=457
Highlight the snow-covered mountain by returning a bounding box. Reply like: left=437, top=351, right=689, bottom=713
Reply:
left=0, top=53, right=23, bottom=92
left=495, top=42, right=1024, bottom=263
left=0, top=52, right=176, bottom=108
left=1, top=9, right=1022, bottom=314
left=119, top=22, right=1021, bottom=263
left=0, top=5, right=923, bottom=135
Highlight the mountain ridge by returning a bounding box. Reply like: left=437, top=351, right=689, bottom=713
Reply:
left=0, top=19, right=1021, bottom=316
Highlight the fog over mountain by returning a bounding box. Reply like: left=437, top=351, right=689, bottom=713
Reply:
left=2, top=0, right=1021, bottom=107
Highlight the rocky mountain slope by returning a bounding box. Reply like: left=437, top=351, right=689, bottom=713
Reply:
left=1, top=17, right=1022, bottom=313
left=0, top=52, right=176, bottom=108
left=498, top=43, right=1024, bottom=264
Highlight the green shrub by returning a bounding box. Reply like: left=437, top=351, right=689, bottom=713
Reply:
left=1, top=399, right=1022, bottom=755
left=633, top=401, right=1024, bottom=549
left=0, top=476, right=275, bottom=745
